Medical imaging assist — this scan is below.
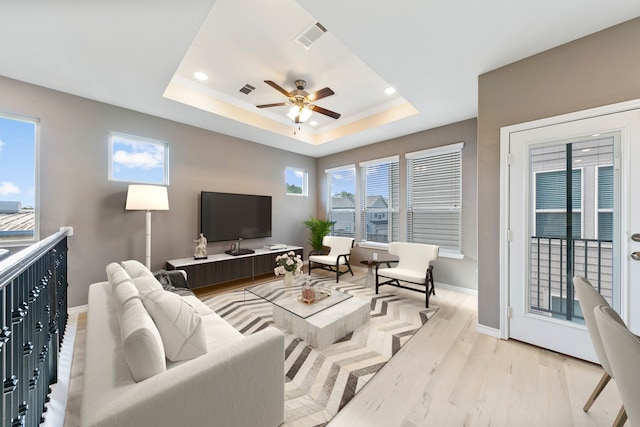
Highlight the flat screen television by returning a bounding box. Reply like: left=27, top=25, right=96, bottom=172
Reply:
left=200, top=191, right=272, bottom=242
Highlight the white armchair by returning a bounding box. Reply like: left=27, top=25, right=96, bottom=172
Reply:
left=308, top=236, right=355, bottom=283
left=375, top=242, right=439, bottom=308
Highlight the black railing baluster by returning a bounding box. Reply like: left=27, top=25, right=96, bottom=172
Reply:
left=0, top=231, right=68, bottom=427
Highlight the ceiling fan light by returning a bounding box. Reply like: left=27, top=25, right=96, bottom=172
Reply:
left=299, top=107, right=312, bottom=122
left=287, top=106, right=299, bottom=121
left=287, top=106, right=313, bottom=123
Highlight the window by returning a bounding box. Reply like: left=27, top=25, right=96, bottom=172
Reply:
left=406, top=142, right=463, bottom=254
left=109, top=132, right=168, bottom=185
left=359, top=156, right=399, bottom=243
left=326, top=165, right=356, bottom=238
left=285, top=167, right=307, bottom=196
left=0, top=113, right=38, bottom=243
left=597, top=165, right=613, bottom=240
left=534, top=169, right=583, bottom=238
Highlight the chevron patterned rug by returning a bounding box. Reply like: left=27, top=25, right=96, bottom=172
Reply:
left=203, top=276, right=438, bottom=427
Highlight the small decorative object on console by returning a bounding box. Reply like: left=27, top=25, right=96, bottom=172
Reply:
left=193, top=233, right=208, bottom=260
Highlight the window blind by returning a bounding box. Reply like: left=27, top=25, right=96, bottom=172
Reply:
left=597, top=165, right=613, bottom=240
left=406, top=143, right=463, bottom=253
left=359, top=157, right=399, bottom=243
left=326, top=165, right=356, bottom=238
left=534, top=169, right=582, bottom=238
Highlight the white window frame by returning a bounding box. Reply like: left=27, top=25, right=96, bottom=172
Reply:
left=326, top=164, right=356, bottom=238
left=406, top=142, right=463, bottom=255
left=108, top=132, right=169, bottom=185
left=359, top=155, right=399, bottom=245
left=0, top=112, right=39, bottom=245
left=285, top=166, right=308, bottom=196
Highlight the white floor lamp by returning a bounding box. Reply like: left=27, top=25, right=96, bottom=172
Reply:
left=125, top=184, right=169, bottom=269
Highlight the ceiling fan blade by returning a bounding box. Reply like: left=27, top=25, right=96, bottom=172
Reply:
left=256, top=102, right=290, bottom=108
left=307, top=87, right=334, bottom=102
left=264, top=80, right=292, bottom=98
left=310, top=105, right=341, bottom=119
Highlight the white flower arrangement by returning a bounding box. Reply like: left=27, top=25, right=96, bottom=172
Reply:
left=274, top=251, right=303, bottom=276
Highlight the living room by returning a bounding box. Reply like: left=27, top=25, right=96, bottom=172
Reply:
left=1, top=2, right=640, bottom=426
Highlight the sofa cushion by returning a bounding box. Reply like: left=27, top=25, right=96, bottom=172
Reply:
left=121, top=259, right=155, bottom=279
left=106, top=262, right=139, bottom=317
left=106, top=261, right=133, bottom=290
left=142, top=289, right=208, bottom=361
left=119, top=297, right=166, bottom=382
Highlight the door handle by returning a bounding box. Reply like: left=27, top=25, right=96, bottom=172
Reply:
left=632, top=252, right=640, bottom=261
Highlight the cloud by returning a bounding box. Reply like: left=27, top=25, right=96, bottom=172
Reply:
left=0, top=139, right=5, bottom=153
left=112, top=143, right=164, bottom=169
left=0, top=181, right=20, bottom=196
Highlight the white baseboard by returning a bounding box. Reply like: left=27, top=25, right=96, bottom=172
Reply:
left=351, top=267, right=478, bottom=296
left=69, top=304, right=88, bottom=314
left=435, top=282, right=477, bottom=296
left=476, top=323, right=501, bottom=338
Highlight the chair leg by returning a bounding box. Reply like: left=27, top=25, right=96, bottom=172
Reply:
left=583, top=371, right=611, bottom=412
left=612, top=405, right=626, bottom=427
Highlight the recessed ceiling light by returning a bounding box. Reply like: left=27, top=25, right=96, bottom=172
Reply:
left=384, top=87, right=396, bottom=95
left=309, top=120, right=318, bottom=127
left=592, top=133, right=601, bottom=137
left=193, top=71, right=209, bottom=81
left=582, top=148, right=591, bottom=152
left=575, top=159, right=583, bottom=162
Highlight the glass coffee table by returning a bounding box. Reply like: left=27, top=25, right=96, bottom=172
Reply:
left=245, top=280, right=370, bottom=349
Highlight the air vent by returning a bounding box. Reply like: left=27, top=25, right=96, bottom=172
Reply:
left=295, top=22, right=327, bottom=50
left=239, top=84, right=256, bottom=95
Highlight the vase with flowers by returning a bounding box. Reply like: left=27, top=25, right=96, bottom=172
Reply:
left=274, top=251, right=303, bottom=286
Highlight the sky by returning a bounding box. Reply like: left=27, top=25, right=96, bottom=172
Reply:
left=0, top=116, right=36, bottom=208
left=110, top=134, right=167, bottom=185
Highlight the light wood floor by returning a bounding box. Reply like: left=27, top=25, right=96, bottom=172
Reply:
left=61, top=268, right=624, bottom=427
left=197, top=267, right=624, bottom=426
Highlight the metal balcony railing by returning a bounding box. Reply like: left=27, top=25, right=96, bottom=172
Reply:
left=529, top=236, right=613, bottom=322
left=0, top=231, right=69, bottom=426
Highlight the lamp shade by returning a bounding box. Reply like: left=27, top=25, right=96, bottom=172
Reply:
left=125, top=185, right=169, bottom=211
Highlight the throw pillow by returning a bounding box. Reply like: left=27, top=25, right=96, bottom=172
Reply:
left=132, top=275, right=163, bottom=293
left=141, top=289, right=208, bottom=361
left=120, top=260, right=154, bottom=279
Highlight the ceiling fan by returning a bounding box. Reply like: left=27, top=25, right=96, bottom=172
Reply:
left=256, top=79, right=341, bottom=124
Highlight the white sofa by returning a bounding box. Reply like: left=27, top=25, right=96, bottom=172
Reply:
left=80, top=260, right=285, bottom=427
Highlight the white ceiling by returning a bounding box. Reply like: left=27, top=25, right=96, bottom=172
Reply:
left=1, top=1, right=639, bottom=158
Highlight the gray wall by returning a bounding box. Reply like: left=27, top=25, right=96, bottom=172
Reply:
left=477, top=17, right=640, bottom=329
left=316, top=118, right=478, bottom=291
left=0, top=76, right=316, bottom=307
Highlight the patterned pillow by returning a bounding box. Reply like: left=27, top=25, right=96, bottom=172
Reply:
left=141, top=289, right=207, bottom=361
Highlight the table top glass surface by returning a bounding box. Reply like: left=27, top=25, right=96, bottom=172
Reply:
left=244, top=278, right=352, bottom=319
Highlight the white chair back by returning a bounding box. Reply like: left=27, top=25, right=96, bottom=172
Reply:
left=322, top=236, right=354, bottom=257
left=388, top=242, right=439, bottom=272
left=594, top=305, right=640, bottom=425
left=573, top=276, right=623, bottom=375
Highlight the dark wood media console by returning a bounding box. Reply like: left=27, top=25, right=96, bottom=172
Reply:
left=166, top=245, right=303, bottom=289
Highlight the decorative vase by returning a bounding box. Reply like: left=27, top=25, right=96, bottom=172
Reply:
left=283, top=271, right=294, bottom=287
left=301, top=282, right=315, bottom=304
